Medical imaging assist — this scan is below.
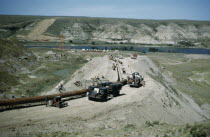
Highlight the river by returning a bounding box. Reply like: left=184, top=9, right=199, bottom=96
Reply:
left=25, top=45, right=210, bottom=54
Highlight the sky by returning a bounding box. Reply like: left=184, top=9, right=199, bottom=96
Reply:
left=0, top=0, right=209, bottom=20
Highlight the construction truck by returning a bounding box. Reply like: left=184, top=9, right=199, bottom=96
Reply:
left=131, top=54, right=137, bottom=59
left=87, top=86, right=108, bottom=101
left=87, top=82, right=123, bottom=101
left=108, top=83, right=122, bottom=97
left=129, top=72, right=144, bottom=87
left=46, top=96, right=68, bottom=108
left=98, top=82, right=122, bottom=97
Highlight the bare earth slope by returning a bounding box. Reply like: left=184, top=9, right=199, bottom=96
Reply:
left=0, top=55, right=209, bottom=136
left=16, top=18, right=58, bottom=41
left=1, top=15, right=209, bottom=48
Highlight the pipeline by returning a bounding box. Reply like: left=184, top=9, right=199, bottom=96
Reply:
left=116, top=66, right=120, bottom=82
left=0, top=80, right=128, bottom=107
left=0, top=89, right=88, bottom=107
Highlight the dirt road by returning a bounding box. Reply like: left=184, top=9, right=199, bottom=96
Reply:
left=17, top=18, right=58, bottom=41
left=27, top=18, right=55, bottom=40
left=0, top=55, right=209, bottom=136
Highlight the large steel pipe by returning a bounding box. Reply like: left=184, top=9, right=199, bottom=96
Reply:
left=0, top=89, right=88, bottom=106
left=115, top=79, right=128, bottom=85
left=0, top=80, right=128, bottom=107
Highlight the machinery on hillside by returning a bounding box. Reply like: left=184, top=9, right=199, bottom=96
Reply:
left=46, top=96, right=68, bottom=108
left=87, top=82, right=123, bottom=101
left=87, top=86, right=108, bottom=101
left=129, top=72, right=144, bottom=87
left=98, top=82, right=122, bottom=97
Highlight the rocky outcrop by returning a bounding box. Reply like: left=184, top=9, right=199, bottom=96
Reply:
left=46, top=18, right=210, bottom=47
left=0, top=15, right=210, bottom=47
left=93, top=23, right=210, bottom=45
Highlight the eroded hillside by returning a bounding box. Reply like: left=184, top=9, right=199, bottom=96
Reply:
left=0, top=39, right=87, bottom=97
left=1, top=15, right=210, bottom=48
left=0, top=39, right=37, bottom=94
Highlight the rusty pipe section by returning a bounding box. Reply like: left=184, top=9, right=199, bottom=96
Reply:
left=116, top=79, right=128, bottom=85
left=0, top=80, right=128, bottom=107
left=0, top=89, right=88, bottom=106
left=127, top=80, right=133, bottom=84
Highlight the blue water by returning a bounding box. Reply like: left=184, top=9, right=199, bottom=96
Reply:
left=25, top=45, right=210, bottom=55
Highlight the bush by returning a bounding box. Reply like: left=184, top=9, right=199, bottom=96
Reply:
left=168, top=50, right=175, bottom=53
left=91, top=41, right=95, bottom=45
left=178, top=41, right=194, bottom=47
left=121, top=47, right=128, bottom=51
left=141, top=50, right=146, bottom=53
left=182, top=123, right=210, bottom=137
left=145, top=120, right=160, bottom=127
left=190, top=124, right=208, bottom=137
left=0, top=71, right=19, bottom=93
left=163, top=134, right=170, bottom=137
left=153, top=120, right=160, bottom=125
left=145, top=121, right=152, bottom=127
left=149, top=48, right=159, bottom=52
left=124, top=124, right=136, bottom=131
left=130, top=46, right=134, bottom=51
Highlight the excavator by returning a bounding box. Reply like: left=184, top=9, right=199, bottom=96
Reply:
left=129, top=72, right=144, bottom=87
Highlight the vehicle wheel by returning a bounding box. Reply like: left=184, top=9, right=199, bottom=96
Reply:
left=88, top=97, right=92, bottom=100
left=102, top=94, right=108, bottom=102
left=56, top=103, right=60, bottom=108
left=113, top=90, right=119, bottom=97
left=113, top=92, right=117, bottom=97
left=117, top=91, right=120, bottom=96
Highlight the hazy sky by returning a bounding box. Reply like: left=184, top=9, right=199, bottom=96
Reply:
left=0, top=0, right=209, bottom=20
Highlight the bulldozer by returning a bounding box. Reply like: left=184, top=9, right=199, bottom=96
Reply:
left=129, top=72, right=144, bottom=87
left=46, top=96, right=68, bottom=108
left=87, top=82, right=123, bottom=101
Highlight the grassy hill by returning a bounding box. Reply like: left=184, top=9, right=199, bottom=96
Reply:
left=0, top=39, right=37, bottom=94
left=0, top=39, right=87, bottom=97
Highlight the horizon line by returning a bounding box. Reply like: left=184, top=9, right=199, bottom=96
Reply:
left=0, top=14, right=210, bottom=22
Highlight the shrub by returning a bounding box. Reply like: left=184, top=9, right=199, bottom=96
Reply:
left=182, top=123, right=210, bottom=137
left=178, top=41, right=194, bottom=47
left=124, top=124, right=136, bottom=131
left=149, top=48, right=159, bottom=52
left=145, top=121, right=153, bottom=127
left=190, top=124, right=208, bottom=137
left=91, top=41, right=95, bottom=45
left=145, top=120, right=160, bottom=127
left=153, top=120, right=160, bottom=125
